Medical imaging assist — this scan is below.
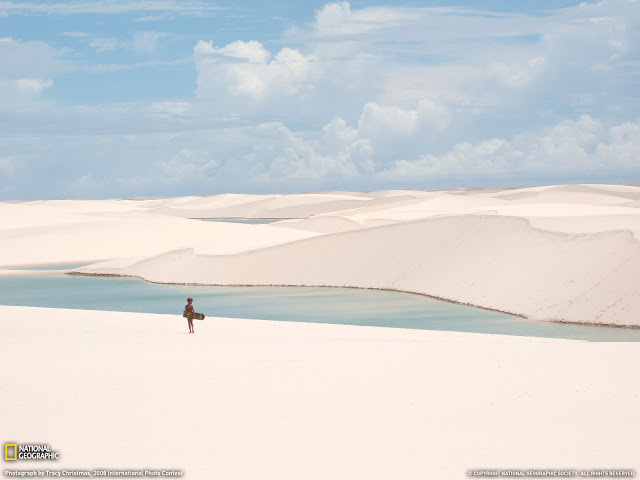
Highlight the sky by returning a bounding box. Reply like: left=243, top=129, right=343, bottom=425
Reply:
left=0, top=0, right=638, bottom=199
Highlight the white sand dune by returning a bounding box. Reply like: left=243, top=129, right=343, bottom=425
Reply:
left=528, top=214, right=640, bottom=239
left=0, top=268, right=77, bottom=276
left=81, top=214, right=640, bottom=326
left=2, top=306, right=639, bottom=479
left=274, top=215, right=365, bottom=234
left=271, top=195, right=429, bottom=233
left=26, top=198, right=146, bottom=213
left=344, top=194, right=509, bottom=222
left=0, top=206, right=318, bottom=266
left=149, top=192, right=382, bottom=219
left=3, top=184, right=640, bottom=326
left=0, top=202, right=115, bottom=229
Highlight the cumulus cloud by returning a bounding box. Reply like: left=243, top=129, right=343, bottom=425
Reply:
left=357, top=99, right=450, bottom=140
left=486, top=56, right=546, bottom=89
left=226, top=111, right=639, bottom=190
left=189, top=0, right=640, bottom=141
left=308, top=0, right=639, bottom=124
left=219, top=115, right=640, bottom=189
left=192, top=35, right=382, bottom=128
left=313, top=1, right=420, bottom=36
left=159, top=148, right=218, bottom=181
left=194, top=40, right=312, bottom=100
left=245, top=123, right=360, bottom=186
left=376, top=116, right=640, bottom=183
left=2, top=109, right=638, bottom=200
left=1, top=1, right=640, bottom=199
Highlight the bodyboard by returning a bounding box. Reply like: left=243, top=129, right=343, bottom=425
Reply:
left=183, top=311, right=205, bottom=320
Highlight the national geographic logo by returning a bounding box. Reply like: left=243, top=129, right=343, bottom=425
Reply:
left=4, top=443, right=60, bottom=461
left=4, top=444, right=16, bottom=461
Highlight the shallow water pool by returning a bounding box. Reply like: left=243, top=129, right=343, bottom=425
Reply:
left=1, top=274, right=638, bottom=342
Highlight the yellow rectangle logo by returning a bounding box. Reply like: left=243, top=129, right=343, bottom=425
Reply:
left=5, top=443, right=17, bottom=461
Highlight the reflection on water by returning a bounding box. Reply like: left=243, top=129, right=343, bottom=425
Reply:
left=0, top=274, right=638, bottom=342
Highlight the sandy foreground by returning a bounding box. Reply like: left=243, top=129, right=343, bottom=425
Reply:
left=2, top=306, right=639, bottom=479
left=2, top=184, right=640, bottom=325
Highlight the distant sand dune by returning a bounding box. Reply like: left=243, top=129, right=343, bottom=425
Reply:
left=0, top=210, right=317, bottom=266
left=79, top=214, right=640, bottom=327
left=3, top=184, right=640, bottom=326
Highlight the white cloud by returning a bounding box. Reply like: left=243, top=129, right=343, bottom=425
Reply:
left=192, top=36, right=380, bottom=128
left=306, top=0, right=639, bottom=121
left=159, top=149, right=218, bottom=180
left=244, top=122, right=377, bottom=187
left=1, top=1, right=640, bottom=199
left=376, top=115, right=640, bottom=182
left=151, top=101, right=190, bottom=117
left=314, top=2, right=421, bottom=37
left=202, top=40, right=272, bottom=63
left=595, top=120, right=640, bottom=168
left=89, top=37, right=119, bottom=52
left=486, top=56, right=546, bottom=89
left=322, top=117, right=357, bottom=148
left=87, top=32, right=168, bottom=55
left=189, top=0, right=640, bottom=140
left=0, top=78, right=52, bottom=107
left=205, top=114, right=640, bottom=188
left=132, top=31, right=164, bottom=55
left=15, top=78, right=53, bottom=94
left=135, top=14, right=171, bottom=23
left=358, top=103, right=419, bottom=138
left=357, top=99, right=451, bottom=141
left=0, top=38, right=63, bottom=106
left=0, top=37, right=66, bottom=79
left=1, top=106, right=638, bottom=200
left=0, top=1, right=223, bottom=16
left=194, top=40, right=312, bottom=100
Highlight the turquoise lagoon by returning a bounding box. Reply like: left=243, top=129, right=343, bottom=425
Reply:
left=1, top=274, right=638, bottom=342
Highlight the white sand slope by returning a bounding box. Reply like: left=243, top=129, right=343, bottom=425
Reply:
left=146, top=192, right=378, bottom=219
left=3, top=184, right=640, bottom=326
left=82, top=214, right=640, bottom=326
left=0, top=203, right=318, bottom=266
left=2, top=306, right=639, bottom=479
